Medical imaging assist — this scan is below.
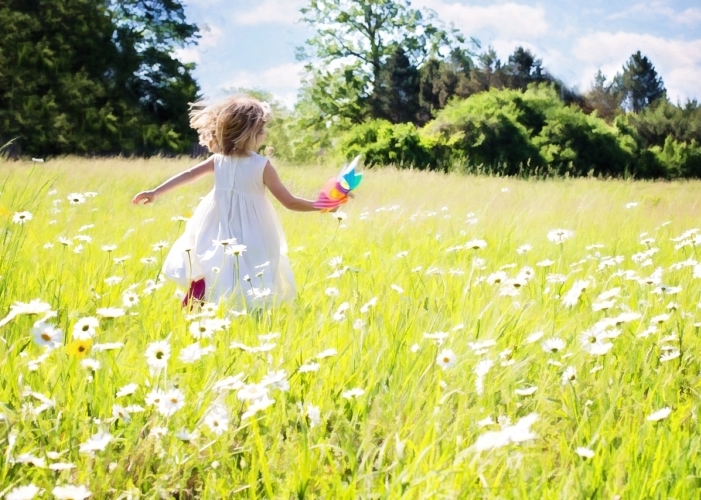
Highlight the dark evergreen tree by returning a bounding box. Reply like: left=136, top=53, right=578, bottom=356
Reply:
left=505, top=47, right=546, bottom=90
left=617, top=51, right=666, bottom=113
left=373, top=46, right=421, bottom=123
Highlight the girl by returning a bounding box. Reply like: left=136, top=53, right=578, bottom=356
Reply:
left=132, top=95, right=323, bottom=308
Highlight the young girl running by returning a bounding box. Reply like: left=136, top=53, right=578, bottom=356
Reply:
left=132, top=95, right=323, bottom=307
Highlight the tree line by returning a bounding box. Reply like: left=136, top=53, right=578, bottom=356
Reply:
left=0, top=0, right=199, bottom=156
left=1, top=0, right=699, bottom=178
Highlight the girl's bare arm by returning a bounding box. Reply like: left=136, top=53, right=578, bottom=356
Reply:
left=132, top=157, right=215, bottom=205
left=263, top=161, right=320, bottom=212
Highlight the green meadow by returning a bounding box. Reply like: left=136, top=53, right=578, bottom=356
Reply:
left=1, top=157, right=700, bottom=499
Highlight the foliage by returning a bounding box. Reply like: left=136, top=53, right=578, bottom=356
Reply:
left=298, top=0, right=469, bottom=121
left=335, top=119, right=437, bottom=170
left=0, top=0, right=200, bottom=156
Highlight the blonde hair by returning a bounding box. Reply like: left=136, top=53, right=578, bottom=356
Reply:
left=189, top=95, right=271, bottom=157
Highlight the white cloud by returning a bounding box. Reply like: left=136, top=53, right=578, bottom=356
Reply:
left=173, top=23, right=224, bottom=64
left=235, top=0, right=305, bottom=26
left=414, top=1, right=548, bottom=39
left=608, top=2, right=701, bottom=26
left=218, top=62, right=306, bottom=108
left=574, top=32, right=701, bottom=102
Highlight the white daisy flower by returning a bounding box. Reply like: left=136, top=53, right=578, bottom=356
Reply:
left=6, top=484, right=41, bottom=500
left=72, top=317, right=99, bottom=340
left=79, top=431, right=113, bottom=453
left=145, top=340, right=170, bottom=371
left=341, top=388, right=365, bottom=399
left=157, top=389, right=185, bottom=417
left=31, top=321, right=63, bottom=349
left=547, top=229, right=574, bottom=244
left=436, top=349, right=457, bottom=370
left=12, top=211, right=33, bottom=224
left=575, top=447, right=595, bottom=459
left=646, top=407, right=672, bottom=421
left=51, top=485, right=91, bottom=499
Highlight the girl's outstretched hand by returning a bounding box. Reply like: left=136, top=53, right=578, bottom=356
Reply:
left=132, top=190, right=157, bottom=205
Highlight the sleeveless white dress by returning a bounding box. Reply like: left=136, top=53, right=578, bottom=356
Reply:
left=162, top=153, right=296, bottom=307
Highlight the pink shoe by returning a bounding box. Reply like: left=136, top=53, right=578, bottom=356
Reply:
left=182, top=279, right=205, bottom=309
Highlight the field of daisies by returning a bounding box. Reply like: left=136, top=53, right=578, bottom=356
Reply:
left=1, top=157, right=701, bottom=499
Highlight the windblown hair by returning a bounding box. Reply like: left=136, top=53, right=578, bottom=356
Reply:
left=189, top=95, right=271, bottom=157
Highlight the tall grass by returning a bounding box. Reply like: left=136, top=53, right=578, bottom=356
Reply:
left=0, top=157, right=700, bottom=498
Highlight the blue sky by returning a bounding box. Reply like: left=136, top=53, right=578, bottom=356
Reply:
left=178, top=0, right=701, bottom=108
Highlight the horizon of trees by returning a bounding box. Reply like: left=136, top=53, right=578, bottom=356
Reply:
left=1, top=0, right=699, bottom=179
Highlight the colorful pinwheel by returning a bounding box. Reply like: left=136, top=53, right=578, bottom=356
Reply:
left=313, top=156, right=363, bottom=211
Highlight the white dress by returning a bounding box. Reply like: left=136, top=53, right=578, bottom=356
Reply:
left=162, top=153, right=296, bottom=307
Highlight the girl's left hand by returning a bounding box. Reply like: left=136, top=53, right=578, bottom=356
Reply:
left=132, top=190, right=157, bottom=205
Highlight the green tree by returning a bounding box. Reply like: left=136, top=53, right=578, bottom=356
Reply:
left=504, top=46, right=547, bottom=90
left=617, top=51, right=666, bottom=113
left=373, top=46, right=421, bottom=124
left=0, top=0, right=200, bottom=156
left=584, top=70, right=623, bottom=122
left=298, top=0, right=468, bottom=120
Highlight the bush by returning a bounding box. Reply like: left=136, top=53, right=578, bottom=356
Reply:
left=336, top=120, right=438, bottom=170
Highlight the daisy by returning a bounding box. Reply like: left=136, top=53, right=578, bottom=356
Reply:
left=298, top=362, right=320, bottom=373
left=660, top=350, right=680, bottom=363
left=122, top=291, right=139, bottom=308
left=316, top=348, right=338, bottom=359
left=241, top=395, right=275, bottom=420
left=542, top=338, right=566, bottom=354
left=12, top=211, right=33, bottom=224
left=67, top=193, right=86, bottom=204
left=92, top=342, right=124, bottom=351
left=51, top=485, right=91, bottom=499
left=157, top=389, right=185, bottom=417
left=151, top=241, right=169, bottom=251
left=561, top=367, right=577, bottom=385
left=31, top=321, right=63, bottom=349
left=390, top=284, right=404, bottom=294
left=436, top=349, right=457, bottom=370
left=96, top=307, right=125, bottom=318
left=303, top=404, right=321, bottom=428
left=79, top=431, right=112, bottom=453
left=525, top=331, right=544, bottom=344
left=212, top=374, right=246, bottom=393
left=204, top=408, right=229, bottom=435
left=6, top=484, right=41, bottom=500
left=116, top=383, right=138, bottom=398
left=547, top=229, right=574, bottom=244
left=342, top=388, right=365, bottom=399
left=465, top=239, right=487, bottom=250
left=575, top=447, right=595, bottom=459
left=515, top=387, right=537, bottom=396
left=225, top=244, right=247, bottom=256
left=49, top=463, right=76, bottom=471
left=646, top=407, right=672, bottom=421
left=179, top=342, right=208, bottom=363
left=81, top=358, right=101, bottom=372
left=325, top=287, right=340, bottom=298
left=145, top=340, right=170, bottom=371
left=189, top=321, right=215, bottom=339
left=516, top=244, right=532, bottom=254
left=68, top=318, right=96, bottom=343
left=101, top=244, right=117, bottom=252
left=144, top=388, right=166, bottom=407
left=261, top=370, right=289, bottom=391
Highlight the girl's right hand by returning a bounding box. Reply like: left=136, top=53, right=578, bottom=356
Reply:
left=132, top=190, right=157, bottom=205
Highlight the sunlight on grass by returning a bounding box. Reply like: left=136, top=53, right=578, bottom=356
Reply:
left=0, top=157, right=700, bottom=498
